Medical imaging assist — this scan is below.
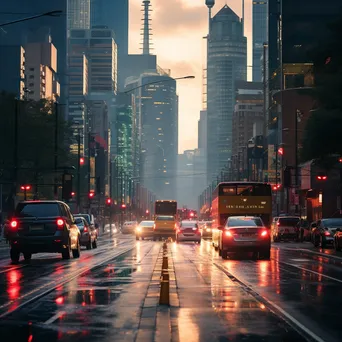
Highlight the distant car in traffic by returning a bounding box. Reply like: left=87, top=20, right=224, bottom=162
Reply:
left=7, top=200, right=81, bottom=263
left=176, top=220, right=201, bottom=244
left=201, top=221, right=213, bottom=239
left=311, top=218, right=342, bottom=248
left=136, top=220, right=154, bottom=240
left=75, top=216, right=98, bottom=250
left=218, top=216, right=270, bottom=260
left=122, top=221, right=138, bottom=234
left=272, top=216, right=300, bottom=242
left=153, top=215, right=177, bottom=241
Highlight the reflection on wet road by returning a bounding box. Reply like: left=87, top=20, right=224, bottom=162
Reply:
left=0, top=236, right=340, bottom=341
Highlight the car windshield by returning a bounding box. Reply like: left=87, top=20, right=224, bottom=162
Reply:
left=156, top=216, right=174, bottom=221
left=322, top=219, right=342, bottom=227
left=15, top=203, right=60, bottom=217
left=140, top=221, right=154, bottom=227
left=227, top=217, right=263, bottom=227
left=75, top=214, right=91, bottom=225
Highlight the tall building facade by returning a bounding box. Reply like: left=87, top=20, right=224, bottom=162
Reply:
left=252, top=0, right=268, bottom=82
left=24, top=38, right=60, bottom=101
left=206, top=5, right=247, bottom=182
left=67, top=0, right=91, bottom=30
left=138, top=73, right=178, bottom=200
left=198, top=110, right=207, bottom=151
left=90, top=0, right=129, bottom=89
left=0, top=46, right=25, bottom=99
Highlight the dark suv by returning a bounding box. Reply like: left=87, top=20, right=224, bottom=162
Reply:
left=7, top=200, right=81, bottom=263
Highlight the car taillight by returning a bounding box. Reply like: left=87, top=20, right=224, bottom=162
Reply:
left=174, top=223, right=177, bottom=229
left=56, top=218, right=64, bottom=230
left=153, top=224, right=156, bottom=230
left=83, top=226, right=88, bottom=232
left=277, top=221, right=280, bottom=226
left=261, top=230, right=268, bottom=237
left=324, top=231, right=330, bottom=236
left=225, top=231, right=233, bottom=238
left=10, top=220, right=18, bottom=229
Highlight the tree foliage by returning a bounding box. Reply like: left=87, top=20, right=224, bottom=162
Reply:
left=0, top=92, right=76, bottom=201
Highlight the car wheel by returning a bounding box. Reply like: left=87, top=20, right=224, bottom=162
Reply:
left=197, top=240, right=201, bottom=244
left=62, top=243, right=71, bottom=260
left=23, top=252, right=32, bottom=262
left=260, top=248, right=270, bottom=260
left=86, top=239, right=92, bottom=250
left=92, top=239, right=97, bottom=249
left=313, top=235, right=320, bottom=247
left=72, top=240, right=81, bottom=258
left=10, top=248, right=20, bottom=264
left=221, top=250, right=228, bottom=259
left=153, top=236, right=156, bottom=241
left=218, top=248, right=222, bottom=256
left=334, top=239, right=341, bottom=252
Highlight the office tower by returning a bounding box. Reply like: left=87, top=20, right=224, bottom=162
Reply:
left=24, top=37, right=60, bottom=101
left=0, top=46, right=25, bottom=99
left=91, top=0, right=129, bottom=89
left=252, top=1, right=268, bottom=81
left=206, top=5, right=247, bottom=183
left=67, top=0, right=91, bottom=29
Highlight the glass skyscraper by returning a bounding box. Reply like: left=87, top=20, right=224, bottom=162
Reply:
left=252, top=0, right=268, bottom=82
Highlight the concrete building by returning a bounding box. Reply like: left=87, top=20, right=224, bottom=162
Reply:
left=252, top=1, right=268, bottom=82
left=67, top=0, right=91, bottom=29
left=0, top=45, right=25, bottom=99
left=24, top=38, right=60, bottom=101
left=206, top=4, right=247, bottom=183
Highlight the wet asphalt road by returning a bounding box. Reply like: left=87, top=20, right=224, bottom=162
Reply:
left=0, top=236, right=340, bottom=342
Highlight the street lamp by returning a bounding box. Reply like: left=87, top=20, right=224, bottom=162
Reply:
left=0, top=10, right=63, bottom=27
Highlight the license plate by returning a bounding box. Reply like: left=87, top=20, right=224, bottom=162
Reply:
left=241, top=234, right=254, bottom=237
left=184, top=234, right=193, bottom=236
left=29, top=225, right=44, bottom=231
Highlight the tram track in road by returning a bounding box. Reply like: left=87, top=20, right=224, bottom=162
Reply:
left=0, top=242, right=135, bottom=319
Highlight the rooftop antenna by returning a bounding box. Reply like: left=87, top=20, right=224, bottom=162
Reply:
left=205, top=0, right=215, bottom=32
left=141, top=0, right=153, bottom=55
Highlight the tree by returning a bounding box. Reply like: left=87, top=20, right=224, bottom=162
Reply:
left=301, top=14, right=342, bottom=163
left=0, top=92, right=76, bottom=202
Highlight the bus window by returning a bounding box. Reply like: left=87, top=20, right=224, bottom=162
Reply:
left=253, top=185, right=272, bottom=196
left=237, top=185, right=253, bottom=196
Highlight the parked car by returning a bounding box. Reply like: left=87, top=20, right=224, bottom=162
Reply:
left=135, top=220, right=154, bottom=240
left=272, top=216, right=300, bottom=242
left=75, top=217, right=98, bottom=249
left=122, top=221, right=138, bottom=234
left=311, top=218, right=342, bottom=248
left=7, top=200, right=81, bottom=263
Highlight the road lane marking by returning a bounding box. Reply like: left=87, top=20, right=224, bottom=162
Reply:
left=214, top=262, right=327, bottom=342
left=276, top=259, right=342, bottom=284
left=0, top=265, right=26, bottom=274
left=279, top=247, right=342, bottom=261
left=44, top=310, right=66, bottom=324
left=0, top=244, right=135, bottom=319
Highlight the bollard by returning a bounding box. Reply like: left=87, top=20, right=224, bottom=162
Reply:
left=162, top=256, right=168, bottom=270
left=159, top=278, right=170, bottom=305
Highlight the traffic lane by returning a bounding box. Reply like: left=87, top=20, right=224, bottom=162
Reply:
left=0, top=237, right=133, bottom=313
left=198, top=242, right=341, bottom=342
left=0, top=241, right=160, bottom=342
left=170, top=242, right=306, bottom=342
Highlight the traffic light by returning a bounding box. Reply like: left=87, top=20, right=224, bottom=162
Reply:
left=80, top=157, right=85, bottom=165
left=62, top=173, right=73, bottom=201
left=20, top=185, right=31, bottom=191
left=316, top=173, right=328, bottom=181
left=272, top=184, right=281, bottom=191
left=145, top=209, right=149, bottom=214
left=121, top=204, right=126, bottom=210
left=89, top=192, right=95, bottom=199
left=106, top=198, right=112, bottom=206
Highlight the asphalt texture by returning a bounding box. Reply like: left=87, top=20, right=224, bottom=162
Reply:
left=0, top=235, right=340, bottom=342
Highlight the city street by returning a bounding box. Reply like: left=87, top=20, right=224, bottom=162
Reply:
left=0, top=235, right=341, bottom=342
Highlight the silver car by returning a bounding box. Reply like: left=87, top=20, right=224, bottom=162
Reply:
left=176, top=221, right=201, bottom=244
left=218, top=216, right=271, bottom=260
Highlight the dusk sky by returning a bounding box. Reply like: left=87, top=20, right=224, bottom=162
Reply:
left=129, top=0, right=253, bottom=153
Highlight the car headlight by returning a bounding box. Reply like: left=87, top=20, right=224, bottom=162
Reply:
left=136, top=227, right=142, bottom=232
left=206, top=228, right=211, bottom=232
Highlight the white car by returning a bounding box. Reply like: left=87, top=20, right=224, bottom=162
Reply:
left=176, top=221, right=201, bottom=244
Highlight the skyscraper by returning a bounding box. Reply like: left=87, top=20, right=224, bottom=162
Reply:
left=206, top=5, right=247, bottom=182
left=252, top=1, right=268, bottom=82
left=67, top=0, right=91, bottom=29
left=91, top=0, right=129, bottom=89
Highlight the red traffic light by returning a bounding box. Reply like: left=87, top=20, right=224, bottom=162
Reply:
left=71, top=192, right=75, bottom=196
left=278, top=147, right=284, bottom=155
left=80, top=157, right=85, bottom=165
left=317, top=175, right=327, bottom=181
left=272, top=184, right=281, bottom=191
left=145, top=209, right=149, bottom=214
left=190, top=212, right=194, bottom=217
left=121, top=204, right=126, bottom=209
left=89, top=192, right=95, bottom=198
left=20, top=185, right=31, bottom=191
left=106, top=198, right=112, bottom=205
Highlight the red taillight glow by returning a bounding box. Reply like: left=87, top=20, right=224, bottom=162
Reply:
left=55, top=296, right=64, bottom=305
left=277, top=221, right=280, bottom=226
left=261, top=230, right=268, bottom=237
left=57, top=219, right=64, bottom=228
left=324, top=231, right=330, bottom=236
left=153, top=224, right=156, bottom=230
left=84, top=226, right=88, bottom=232
left=225, top=231, right=233, bottom=237
left=10, top=220, right=18, bottom=229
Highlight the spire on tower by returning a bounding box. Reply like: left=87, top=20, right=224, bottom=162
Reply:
left=141, top=0, right=153, bottom=55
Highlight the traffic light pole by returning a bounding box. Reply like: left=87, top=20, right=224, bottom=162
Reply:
left=295, top=110, right=299, bottom=215
left=54, top=102, right=58, bottom=199
left=77, top=130, right=81, bottom=212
